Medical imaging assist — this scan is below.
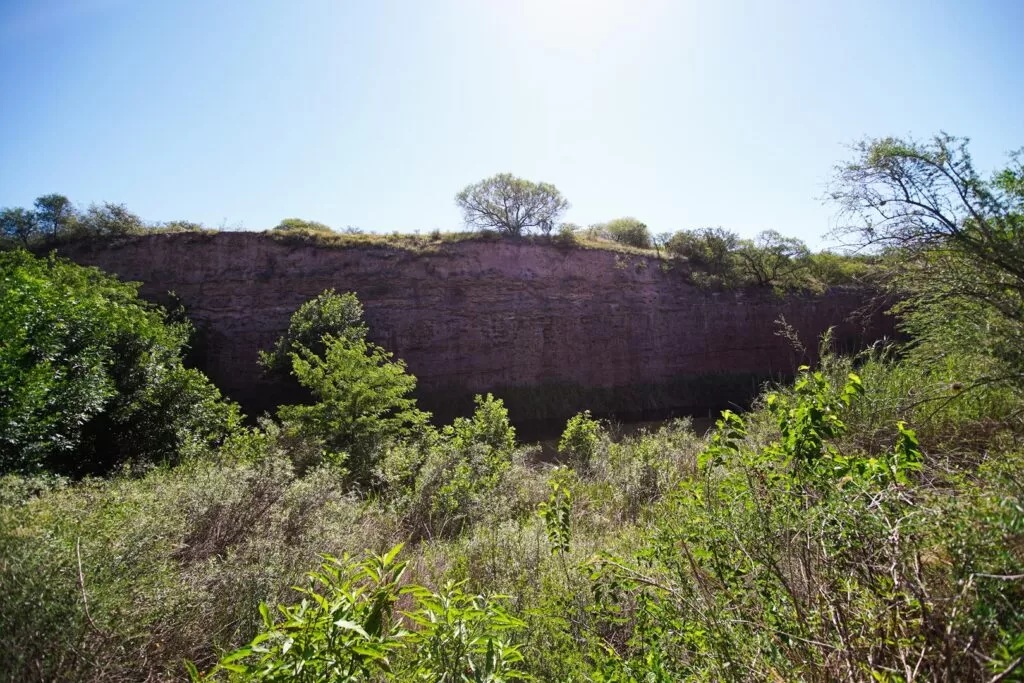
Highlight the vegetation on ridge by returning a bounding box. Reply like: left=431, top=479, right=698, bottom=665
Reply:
left=1, top=133, right=1023, bottom=681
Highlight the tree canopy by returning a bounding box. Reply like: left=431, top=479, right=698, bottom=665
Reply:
left=830, top=133, right=1024, bottom=383
left=0, top=250, right=239, bottom=475
left=259, top=289, right=368, bottom=376
left=455, top=173, right=569, bottom=236
left=270, top=290, right=429, bottom=485
left=595, top=217, right=652, bottom=249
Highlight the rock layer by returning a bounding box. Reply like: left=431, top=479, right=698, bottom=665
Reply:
left=58, top=233, right=892, bottom=421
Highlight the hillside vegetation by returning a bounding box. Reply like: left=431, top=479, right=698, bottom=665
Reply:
left=1, top=134, right=1022, bottom=682
left=2, top=185, right=870, bottom=293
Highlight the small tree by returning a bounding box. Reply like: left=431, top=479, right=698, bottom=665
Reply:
left=830, top=133, right=1024, bottom=381
left=455, top=173, right=569, bottom=236
left=735, top=230, right=809, bottom=287
left=598, top=217, right=652, bottom=249
left=0, top=251, right=238, bottom=476
left=259, top=290, right=367, bottom=376
left=277, top=335, right=429, bottom=486
left=0, top=208, right=39, bottom=247
left=666, top=228, right=738, bottom=271
left=558, top=410, right=601, bottom=472
left=79, top=202, right=145, bottom=236
left=33, top=194, right=75, bottom=239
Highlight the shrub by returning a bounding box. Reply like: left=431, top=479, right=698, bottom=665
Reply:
left=258, top=290, right=367, bottom=376
left=0, top=250, right=239, bottom=476
left=277, top=335, right=430, bottom=486
left=194, top=546, right=528, bottom=682
left=596, top=217, right=652, bottom=249
left=271, top=218, right=334, bottom=233
left=391, top=394, right=527, bottom=539
left=583, top=368, right=1024, bottom=680
left=0, top=449, right=401, bottom=682
left=557, top=410, right=601, bottom=472
left=664, top=227, right=739, bottom=277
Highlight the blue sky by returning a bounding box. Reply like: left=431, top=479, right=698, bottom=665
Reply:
left=1, top=0, right=1021, bottom=248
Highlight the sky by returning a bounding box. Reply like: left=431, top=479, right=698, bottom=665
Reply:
left=1, top=0, right=1022, bottom=249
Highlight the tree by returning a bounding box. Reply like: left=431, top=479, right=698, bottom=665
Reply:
left=597, top=217, right=652, bottom=249
left=735, top=230, right=810, bottom=287
left=0, top=251, right=239, bottom=475
left=0, top=208, right=38, bottom=247
left=269, top=290, right=428, bottom=485
left=259, top=290, right=368, bottom=376
left=79, top=202, right=145, bottom=235
left=277, top=335, right=429, bottom=486
left=455, top=173, right=569, bottom=236
left=830, top=133, right=1024, bottom=380
left=33, top=194, right=75, bottom=239
left=665, top=227, right=740, bottom=276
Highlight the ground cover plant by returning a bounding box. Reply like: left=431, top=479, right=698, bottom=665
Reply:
left=1, top=134, right=1023, bottom=681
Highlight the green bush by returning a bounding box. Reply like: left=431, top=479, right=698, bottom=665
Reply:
left=0, top=450, right=400, bottom=682
left=193, top=546, right=528, bottom=682
left=277, top=335, right=430, bottom=485
left=597, top=217, right=652, bottom=249
left=271, top=218, right=334, bottom=233
left=0, top=250, right=239, bottom=476
left=582, top=368, right=1024, bottom=680
left=557, top=410, right=601, bottom=472
left=388, top=394, right=529, bottom=539
left=258, top=290, right=367, bottom=376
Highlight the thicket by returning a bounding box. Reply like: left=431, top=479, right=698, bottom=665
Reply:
left=0, top=250, right=239, bottom=476
left=1, top=134, right=1023, bottom=682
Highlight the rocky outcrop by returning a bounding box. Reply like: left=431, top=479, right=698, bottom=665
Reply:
left=57, top=233, right=892, bottom=421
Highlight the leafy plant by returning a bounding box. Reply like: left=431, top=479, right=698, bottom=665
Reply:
left=277, top=334, right=429, bottom=485
left=537, top=468, right=573, bottom=555
left=558, top=410, right=601, bottom=472
left=192, top=546, right=529, bottom=682
left=0, top=250, right=239, bottom=476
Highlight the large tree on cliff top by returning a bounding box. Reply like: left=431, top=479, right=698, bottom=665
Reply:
left=455, top=173, right=569, bottom=236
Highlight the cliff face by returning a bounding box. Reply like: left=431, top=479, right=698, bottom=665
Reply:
left=58, top=233, right=892, bottom=421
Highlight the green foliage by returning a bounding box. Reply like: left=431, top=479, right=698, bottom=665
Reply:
left=537, top=468, right=573, bottom=555
left=443, top=393, right=517, bottom=456
left=583, top=365, right=1023, bottom=680
left=734, top=229, right=810, bottom=288
left=805, top=250, right=872, bottom=288
left=277, top=335, right=429, bottom=486
left=557, top=410, right=601, bottom=472
left=195, top=546, right=528, bottom=682
left=597, top=217, right=652, bottom=249
left=393, top=394, right=524, bottom=539
left=402, top=580, right=528, bottom=681
left=197, top=545, right=408, bottom=681
left=0, top=207, right=40, bottom=246
left=0, top=250, right=239, bottom=476
left=0, top=449, right=399, bottom=682
left=160, top=219, right=208, bottom=233
left=78, top=202, right=145, bottom=236
left=664, top=227, right=738, bottom=281
left=34, top=193, right=75, bottom=238
left=455, top=173, right=569, bottom=236
left=272, top=218, right=334, bottom=233
left=259, top=290, right=367, bottom=376
left=831, top=133, right=1024, bottom=388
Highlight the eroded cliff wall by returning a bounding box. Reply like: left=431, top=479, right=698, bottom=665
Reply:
left=58, top=233, right=892, bottom=421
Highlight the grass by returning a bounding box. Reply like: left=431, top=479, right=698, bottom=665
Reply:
left=3, top=355, right=1022, bottom=681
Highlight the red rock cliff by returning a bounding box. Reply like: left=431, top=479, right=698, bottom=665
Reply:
left=57, top=233, right=892, bottom=420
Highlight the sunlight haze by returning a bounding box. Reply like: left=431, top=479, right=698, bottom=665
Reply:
left=1, top=0, right=1021, bottom=247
